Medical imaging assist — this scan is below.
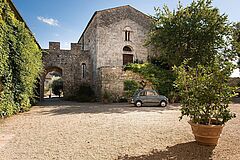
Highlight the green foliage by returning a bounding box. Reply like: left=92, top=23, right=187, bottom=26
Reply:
left=173, top=60, right=236, bottom=125
left=0, top=0, right=42, bottom=117
left=68, top=83, right=95, bottom=102
left=233, top=22, right=240, bottom=67
left=124, top=63, right=176, bottom=100
left=233, top=22, right=240, bottom=53
left=51, top=78, right=63, bottom=97
left=101, top=89, right=126, bottom=103
left=102, top=90, right=113, bottom=103
left=147, top=0, right=237, bottom=67
left=124, top=80, right=140, bottom=99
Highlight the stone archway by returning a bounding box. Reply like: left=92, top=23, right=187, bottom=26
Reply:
left=38, top=42, right=91, bottom=101
left=40, top=66, right=63, bottom=100
left=45, top=67, right=63, bottom=98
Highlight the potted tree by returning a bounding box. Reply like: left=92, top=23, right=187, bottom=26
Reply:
left=173, top=60, right=236, bottom=145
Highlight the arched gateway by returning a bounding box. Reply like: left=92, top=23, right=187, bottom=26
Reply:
left=39, top=42, right=91, bottom=100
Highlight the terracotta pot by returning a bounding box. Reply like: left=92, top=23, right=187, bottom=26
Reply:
left=188, top=121, right=224, bottom=146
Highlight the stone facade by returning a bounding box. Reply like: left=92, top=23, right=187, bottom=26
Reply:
left=41, top=5, right=151, bottom=100
left=40, top=42, right=91, bottom=99
left=98, top=67, right=152, bottom=98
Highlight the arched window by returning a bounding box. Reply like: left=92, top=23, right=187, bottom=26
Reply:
left=82, top=63, right=86, bottom=78
left=125, top=30, right=130, bottom=41
left=123, top=46, right=132, bottom=52
left=124, top=26, right=132, bottom=41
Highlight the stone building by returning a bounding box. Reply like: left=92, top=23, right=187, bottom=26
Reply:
left=41, top=5, right=152, bottom=100
left=42, top=42, right=91, bottom=99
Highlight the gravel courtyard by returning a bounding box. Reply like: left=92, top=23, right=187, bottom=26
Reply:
left=0, top=99, right=239, bottom=160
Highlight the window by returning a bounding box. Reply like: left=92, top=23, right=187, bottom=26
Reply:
left=123, top=46, right=132, bottom=52
left=140, top=91, right=146, bottom=96
left=146, top=91, right=157, bottom=96
left=125, top=30, right=131, bottom=41
left=82, top=63, right=86, bottom=78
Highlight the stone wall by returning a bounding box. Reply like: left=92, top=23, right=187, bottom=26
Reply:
left=78, top=5, right=151, bottom=93
left=95, top=5, right=151, bottom=69
left=40, top=42, right=91, bottom=100
left=78, top=15, right=98, bottom=89
left=97, top=19, right=150, bottom=68
left=97, top=66, right=152, bottom=99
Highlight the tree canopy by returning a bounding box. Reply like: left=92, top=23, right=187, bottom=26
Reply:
left=147, top=0, right=237, bottom=67
left=233, top=22, right=240, bottom=67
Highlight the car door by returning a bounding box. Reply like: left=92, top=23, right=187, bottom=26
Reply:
left=139, top=90, right=148, bottom=104
left=146, top=90, right=160, bottom=104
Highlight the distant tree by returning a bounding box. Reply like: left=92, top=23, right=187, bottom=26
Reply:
left=51, top=78, right=63, bottom=97
left=147, top=0, right=237, bottom=67
left=233, top=22, right=240, bottom=67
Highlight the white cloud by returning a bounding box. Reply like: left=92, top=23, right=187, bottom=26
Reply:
left=37, top=16, right=59, bottom=26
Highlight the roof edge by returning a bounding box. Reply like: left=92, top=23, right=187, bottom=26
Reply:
left=77, top=5, right=151, bottom=43
left=78, top=11, right=98, bottom=43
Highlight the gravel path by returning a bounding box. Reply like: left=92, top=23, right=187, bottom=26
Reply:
left=0, top=99, right=239, bottom=160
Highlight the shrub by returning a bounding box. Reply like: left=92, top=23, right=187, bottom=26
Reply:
left=51, top=78, right=63, bottom=97
left=68, top=83, right=95, bottom=102
left=124, top=63, right=176, bottom=101
left=102, top=90, right=113, bottom=103
left=124, top=80, right=140, bottom=99
left=173, top=60, right=236, bottom=125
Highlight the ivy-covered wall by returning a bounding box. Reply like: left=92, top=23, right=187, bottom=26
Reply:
left=0, top=0, right=42, bottom=117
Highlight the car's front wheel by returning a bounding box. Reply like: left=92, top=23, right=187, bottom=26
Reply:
left=135, top=101, right=142, bottom=107
left=159, top=100, right=167, bottom=107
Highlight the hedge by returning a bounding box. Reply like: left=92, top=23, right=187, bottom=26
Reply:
left=0, top=0, right=42, bottom=117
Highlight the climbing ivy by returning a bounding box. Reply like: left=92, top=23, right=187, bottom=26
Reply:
left=0, top=0, right=42, bottom=117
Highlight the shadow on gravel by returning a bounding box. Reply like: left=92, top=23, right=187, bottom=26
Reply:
left=117, top=141, right=215, bottom=160
left=36, top=99, right=180, bottom=115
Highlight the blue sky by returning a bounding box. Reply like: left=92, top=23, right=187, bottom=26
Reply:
left=12, top=0, right=240, bottom=50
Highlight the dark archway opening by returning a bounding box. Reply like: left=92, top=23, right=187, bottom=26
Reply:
left=44, top=67, right=63, bottom=99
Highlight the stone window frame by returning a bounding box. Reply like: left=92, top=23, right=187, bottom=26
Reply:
left=123, top=26, right=132, bottom=42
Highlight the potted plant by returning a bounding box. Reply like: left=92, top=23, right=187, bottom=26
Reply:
left=173, top=60, right=237, bottom=145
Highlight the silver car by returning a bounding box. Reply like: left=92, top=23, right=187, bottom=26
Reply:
left=131, top=89, right=168, bottom=107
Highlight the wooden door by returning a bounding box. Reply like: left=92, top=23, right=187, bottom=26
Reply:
left=123, top=54, right=133, bottom=65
